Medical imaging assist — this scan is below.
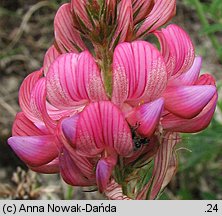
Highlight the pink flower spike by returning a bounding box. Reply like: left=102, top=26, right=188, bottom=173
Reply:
left=76, top=101, right=134, bottom=157
left=163, top=85, right=216, bottom=119
left=127, top=98, right=164, bottom=137
left=154, top=24, right=195, bottom=78
left=136, top=0, right=176, bottom=37
left=8, top=135, right=58, bottom=167
left=96, top=156, right=117, bottom=192
left=112, top=41, right=167, bottom=106
left=168, top=56, right=202, bottom=86
left=54, top=3, right=86, bottom=53
left=46, top=52, right=107, bottom=109
left=43, top=45, right=60, bottom=76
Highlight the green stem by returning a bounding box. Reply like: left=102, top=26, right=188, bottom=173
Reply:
left=66, top=185, right=74, bottom=200
left=192, top=0, right=222, bottom=61
left=99, top=45, right=113, bottom=97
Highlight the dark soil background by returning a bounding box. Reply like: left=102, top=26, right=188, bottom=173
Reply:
left=0, top=0, right=221, bottom=199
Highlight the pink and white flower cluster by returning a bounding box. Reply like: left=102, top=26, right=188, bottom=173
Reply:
left=8, top=0, right=218, bottom=199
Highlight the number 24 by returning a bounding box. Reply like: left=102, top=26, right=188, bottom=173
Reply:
left=206, top=204, right=218, bottom=213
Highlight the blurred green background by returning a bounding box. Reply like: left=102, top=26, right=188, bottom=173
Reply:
left=0, top=0, right=221, bottom=199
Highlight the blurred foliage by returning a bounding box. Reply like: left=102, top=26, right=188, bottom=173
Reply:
left=183, top=0, right=222, bottom=62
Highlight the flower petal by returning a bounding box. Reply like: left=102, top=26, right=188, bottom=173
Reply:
left=161, top=151, right=177, bottom=191
left=8, top=135, right=58, bottom=167
left=96, top=156, right=117, bottom=192
left=162, top=93, right=218, bottom=133
left=61, top=114, right=79, bottom=147
left=112, top=41, right=167, bottom=106
left=30, top=78, right=56, bottom=130
left=149, top=132, right=179, bottom=199
left=19, top=70, right=43, bottom=123
left=111, top=0, right=133, bottom=48
left=59, top=147, right=96, bottom=186
left=46, top=52, right=107, bottom=109
left=163, top=85, right=216, bottom=119
left=30, top=158, right=60, bottom=174
left=127, top=98, right=164, bottom=137
left=71, top=0, right=93, bottom=31
left=43, top=45, right=60, bottom=75
left=76, top=101, right=134, bottom=157
left=154, top=24, right=195, bottom=78
left=54, top=3, right=86, bottom=53
left=196, top=73, right=216, bottom=86
left=12, top=112, right=45, bottom=136
left=46, top=102, right=77, bottom=121
left=136, top=0, right=176, bottom=37
left=132, top=0, right=154, bottom=24
left=105, top=179, right=131, bottom=200
left=168, top=56, right=202, bottom=86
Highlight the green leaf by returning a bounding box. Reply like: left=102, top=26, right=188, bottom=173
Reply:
left=201, top=192, right=217, bottom=200
left=201, top=24, right=222, bottom=35
left=179, top=117, right=222, bottom=171
left=210, top=0, right=222, bottom=18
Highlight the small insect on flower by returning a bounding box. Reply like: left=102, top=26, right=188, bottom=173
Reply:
left=130, top=122, right=150, bottom=150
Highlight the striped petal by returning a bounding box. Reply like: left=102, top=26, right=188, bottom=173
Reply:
left=136, top=0, right=176, bottom=37
left=149, top=132, right=179, bottom=199
left=30, top=158, right=60, bottom=174
left=54, top=3, right=86, bottom=53
left=197, top=73, right=216, bottom=86
left=19, top=70, right=43, bottom=123
left=59, top=147, right=96, bottom=186
left=57, top=116, right=98, bottom=180
left=46, top=52, right=107, bottom=109
left=105, top=179, right=131, bottom=200
left=71, top=0, right=93, bottom=31
left=43, top=45, right=60, bottom=75
left=30, top=78, right=56, bottom=130
left=154, top=24, right=195, bottom=78
left=96, top=156, right=117, bottom=192
left=76, top=101, right=134, bottom=157
left=168, top=56, right=202, bottom=86
left=161, top=151, right=178, bottom=191
left=162, top=94, right=218, bottom=132
left=46, top=102, right=77, bottom=121
left=111, top=0, right=133, bottom=48
left=127, top=98, right=164, bottom=137
left=132, top=0, right=154, bottom=24
left=112, top=41, right=167, bottom=106
left=163, top=85, right=216, bottom=119
left=8, top=135, right=58, bottom=167
left=61, top=114, right=79, bottom=147
left=162, top=74, right=218, bottom=132
left=12, top=112, right=46, bottom=136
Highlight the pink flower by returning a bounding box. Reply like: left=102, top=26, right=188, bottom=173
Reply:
left=8, top=24, right=217, bottom=199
